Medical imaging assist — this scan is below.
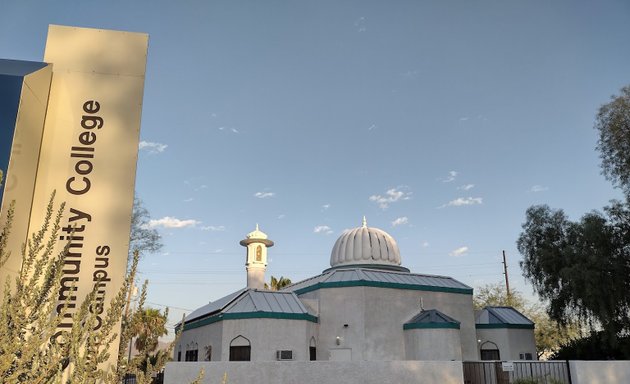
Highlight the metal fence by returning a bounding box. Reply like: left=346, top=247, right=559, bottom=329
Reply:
left=122, top=371, right=164, bottom=384
left=463, top=361, right=571, bottom=384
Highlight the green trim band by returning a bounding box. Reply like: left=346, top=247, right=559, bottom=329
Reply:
left=403, top=322, right=460, bottom=330
left=182, top=311, right=319, bottom=332
left=476, top=323, right=535, bottom=330
left=294, top=280, right=473, bottom=296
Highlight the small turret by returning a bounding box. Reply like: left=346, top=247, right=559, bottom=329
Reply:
left=239, top=224, right=274, bottom=289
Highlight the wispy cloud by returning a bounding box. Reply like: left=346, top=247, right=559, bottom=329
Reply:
left=354, top=16, right=367, bottom=32
left=457, top=184, right=475, bottom=191
left=422, top=241, right=429, bottom=248
left=183, top=198, right=194, bottom=202
left=459, top=117, right=469, bottom=122
left=441, top=171, right=458, bottom=183
left=369, top=187, right=412, bottom=209
left=439, top=197, right=483, bottom=208
left=277, top=214, right=286, bottom=219
left=139, top=141, right=168, bottom=154
left=401, top=69, right=420, bottom=78
left=322, top=204, right=331, bottom=210
left=530, top=185, right=549, bottom=193
left=392, top=217, right=409, bottom=227
left=148, top=216, right=200, bottom=229
left=368, top=124, right=377, bottom=131
left=449, top=246, right=469, bottom=257
left=218, top=126, right=239, bottom=134
left=254, top=191, right=275, bottom=199
left=201, top=225, right=225, bottom=231
left=314, top=225, right=333, bottom=234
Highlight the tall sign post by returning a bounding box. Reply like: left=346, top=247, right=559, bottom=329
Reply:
left=1, top=25, right=149, bottom=372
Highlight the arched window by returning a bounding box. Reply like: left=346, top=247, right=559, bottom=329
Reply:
left=185, top=342, right=199, bottom=361
left=255, top=245, right=262, bottom=261
left=480, top=341, right=500, bottom=360
left=229, top=335, right=251, bottom=361
left=309, top=337, right=317, bottom=361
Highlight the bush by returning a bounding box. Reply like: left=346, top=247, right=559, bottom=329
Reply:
left=513, top=379, right=539, bottom=384
left=551, top=331, right=630, bottom=360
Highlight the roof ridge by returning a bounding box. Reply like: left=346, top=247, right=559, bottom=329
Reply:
left=487, top=307, right=509, bottom=323
left=355, top=267, right=461, bottom=281
left=284, top=270, right=332, bottom=289
left=222, top=289, right=254, bottom=313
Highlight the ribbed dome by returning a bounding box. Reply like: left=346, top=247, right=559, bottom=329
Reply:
left=329, top=218, right=402, bottom=269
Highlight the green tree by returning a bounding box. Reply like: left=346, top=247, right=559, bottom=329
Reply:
left=264, top=275, right=292, bottom=291
left=517, top=204, right=630, bottom=343
left=596, top=85, right=630, bottom=193
left=517, top=84, right=630, bottom=353
left=129, top=196, right=162, bottom=266
left=474, top=283, right=579, bottom=359
left=131, top=307, right=168, bottom=353
left=473, top=283, right=526, bottom=310
left=121, top=279, right=175, bottom=384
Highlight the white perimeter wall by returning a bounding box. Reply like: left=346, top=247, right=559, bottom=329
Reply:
left=570, top=361, right=630, bottom=384
left=164, top=361, right=464, bottom=384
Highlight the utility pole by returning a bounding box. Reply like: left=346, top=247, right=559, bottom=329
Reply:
left=502, top=250, right=511, bottom=303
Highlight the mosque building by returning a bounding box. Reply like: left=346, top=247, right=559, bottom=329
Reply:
left=174, top=219, right=536, bottom=363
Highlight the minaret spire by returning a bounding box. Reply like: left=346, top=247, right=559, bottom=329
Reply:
left=239, top=224, right=274, bottom=290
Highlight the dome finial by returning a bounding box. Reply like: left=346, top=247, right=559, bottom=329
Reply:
left=328, top=219, right=405, bottom=271
left=256, top=223, right=259, bottom=231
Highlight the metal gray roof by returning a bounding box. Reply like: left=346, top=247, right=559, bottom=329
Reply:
left=283, top=267, right=472, bottom=295
left=406, top=309, right=460, bottom=325
left=225, top=290, right=309, bottom=315
left=184, top=288, right=246, bottom=323
left=183, top=288, right=311, bottom=325
left=476, top=306, right=533, bottom=325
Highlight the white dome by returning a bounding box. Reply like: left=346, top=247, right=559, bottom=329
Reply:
left=246, top=224, right=268, bottom=240
left=329, top=218, right=402, bottom=269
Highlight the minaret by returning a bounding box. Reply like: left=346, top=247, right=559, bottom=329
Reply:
left=239, top=224, right=274, bottom=290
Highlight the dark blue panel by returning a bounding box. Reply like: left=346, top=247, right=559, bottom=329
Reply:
left=0, top=73, right=24, bottom=203
left=0, top=59, right=47, bottom=77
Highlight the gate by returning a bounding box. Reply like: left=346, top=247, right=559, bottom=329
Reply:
left=463, top=361, right=571, bottom=384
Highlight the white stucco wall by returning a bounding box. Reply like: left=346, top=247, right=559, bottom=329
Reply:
left=317, top=286, right=366, bottom=361
left=221, top=318, right=317, bottom=361
left=476, top=327, right=536, bottom=360
left=309, top=286, right=478, bottom=361
left=569, top=361, right=630, bottom=384
left=180, top=283, right=479, bottom=363
left=165, top=360, right=465, bottom=384
left=404, top=328, right=462, bottom=360
left=177, top=318, right=317, bottom=362
left=176, top=320, right=223, bottom=361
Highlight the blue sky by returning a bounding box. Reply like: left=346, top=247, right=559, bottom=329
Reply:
left=2, top=0, right=629, bottom=334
